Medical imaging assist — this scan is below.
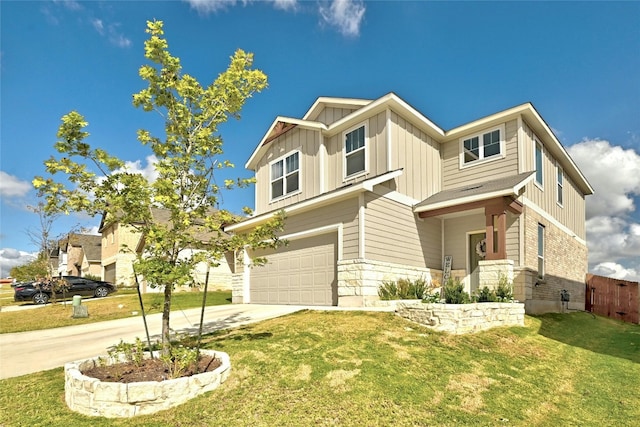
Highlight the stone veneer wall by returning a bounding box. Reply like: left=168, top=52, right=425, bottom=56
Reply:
left=337, top=259, right=433, bottom=307
left=396, top=302, right=525, bottom=334
left=65, top=350, right=230, bottom=418
left=231, top=273, right=244, bottom=303
left=478, top=259, right=514, bottom=289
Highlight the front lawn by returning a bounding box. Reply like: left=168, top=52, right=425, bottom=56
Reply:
left=0, top=290, right=231, bottom=333
left=0, top=311, right=638, bottom=426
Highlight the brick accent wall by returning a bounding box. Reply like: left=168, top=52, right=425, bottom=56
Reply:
left=523, top=208, right=587, bottom=313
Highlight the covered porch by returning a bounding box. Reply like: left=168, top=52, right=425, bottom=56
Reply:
left=414, top=172, right=534, bottom=294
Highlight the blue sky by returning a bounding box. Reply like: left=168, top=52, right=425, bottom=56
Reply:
left=1, top=0, right=639, bottom=280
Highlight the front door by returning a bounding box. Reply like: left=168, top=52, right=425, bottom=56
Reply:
left=469, top=233, right=486, bottom=295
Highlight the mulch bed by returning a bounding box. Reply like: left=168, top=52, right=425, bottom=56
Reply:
left=82, top=354, right=221, bottom=383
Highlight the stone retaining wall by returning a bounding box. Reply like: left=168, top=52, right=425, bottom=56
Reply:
left=65, top=350, right=230, bottom=418
left=337, top=259, right=433, bottom=307
left=396, top=302, right=525, bottom=334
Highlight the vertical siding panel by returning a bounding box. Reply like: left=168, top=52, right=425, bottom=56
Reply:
left=388, top=111, right=441, bottom=202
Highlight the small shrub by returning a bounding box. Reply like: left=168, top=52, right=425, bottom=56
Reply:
left=496, top=274, right=514, bottom=302
left=397, top=278, right=412, bottom=299
left=476, top=286, right=498, bottom=302
left=108, top=338, right=146, bottom=367
left=443, top=278, right=470, bottom=304
left=378, top=280, right=399, bottom=300
left=378, top=278, right=429, bottom=300
left=160, top=345, right=199, bottom=378
left=412, top=278, right=427, bottom=299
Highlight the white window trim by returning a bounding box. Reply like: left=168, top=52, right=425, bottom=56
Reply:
left=458, top=124, right=506, bottom=169
left=269, top=150, right=301, bottom=203
left=537, top=223, right=545, bottom=279
left=556, top=161, right=564, bottom=207
left=534, top=139, right=544, bottom=190
left=343, top=121, right=369, bottom=181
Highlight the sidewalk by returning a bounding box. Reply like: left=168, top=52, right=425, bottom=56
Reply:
left=0, top=304, right=308, bottom=379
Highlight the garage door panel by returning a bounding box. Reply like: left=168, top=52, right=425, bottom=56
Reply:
left=250, top=233, right=337, bottom=306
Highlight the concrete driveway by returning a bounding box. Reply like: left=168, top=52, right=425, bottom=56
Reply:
left=0, top=304, right=307, bottom=380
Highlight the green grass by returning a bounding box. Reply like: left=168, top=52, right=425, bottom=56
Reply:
left=1, top=311, right=638, bottom=426
left=0, top=290, right=231, bottom=333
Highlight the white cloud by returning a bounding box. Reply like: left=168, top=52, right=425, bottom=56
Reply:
left=91, top=20, right=131, bottom=48
left=53, top=0, right=83, bottom=12
left=116, top=155, right=159, bottom=183
left=591, top=262, right=639, bottom=282
left=567, top=139, right=640, bottom=282
left=184, top=0, right=242, bottom=14
left=567, top=139, right=640, bottom=218
left=585, top=216, right=640, bottom=265
left=92, top=19, right=104, bottom=34
left=109, top=33, right=132, bottom=48
left=273, top=0, right=298, bottom=11
left=0, top=171, right=32, bottom=198
left=0, top=248, right=37, bottom=278
left=318, top=0, right=366, bottom=37
left=183, top=0, right=364, bottom=37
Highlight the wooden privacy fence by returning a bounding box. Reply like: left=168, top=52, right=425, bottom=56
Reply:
left=585, top=274, right=639, bottom=324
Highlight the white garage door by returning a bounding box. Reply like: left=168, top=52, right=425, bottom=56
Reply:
left=249, top=233, right=337, bottom=306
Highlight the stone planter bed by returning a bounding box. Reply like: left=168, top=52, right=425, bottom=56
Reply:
left=396, top=302, right=525, bottom=334
left=65, top=349, right=230, bottom=418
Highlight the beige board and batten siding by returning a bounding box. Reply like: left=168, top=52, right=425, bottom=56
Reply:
left=326, top=111, right=388, bottom=189
left=388, top=111, right=442, bottom=201
left=520, top=120, right=586, bottom=239
left=442, top=119, right=519, bottom=190
left=314, top=107, right=360, bottom=126
left=364, top=193, right=442, bottom=269
left=254, top=128, right=321, bottom=214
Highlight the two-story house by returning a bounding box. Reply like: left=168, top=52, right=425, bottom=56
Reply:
left=56, top=233, right=103, bottom=278
left=100, top=208, right=233, bottom=291
left=226, top=93, right=593, bottom=314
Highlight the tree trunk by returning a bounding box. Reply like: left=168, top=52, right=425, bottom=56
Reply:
left=161, top=284, right=172, bottom=356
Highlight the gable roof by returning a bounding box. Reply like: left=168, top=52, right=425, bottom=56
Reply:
left=245, top=92, right=445, bottom=170
left=58, top=233, right=102, bottom=263
left=244, top=93, right=593, bottom=195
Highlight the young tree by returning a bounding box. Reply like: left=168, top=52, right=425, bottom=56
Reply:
left=25, top=202, right=60, bottom=278
left=34, top=20, right=284, bottom=355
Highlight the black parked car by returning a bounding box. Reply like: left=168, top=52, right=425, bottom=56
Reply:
left=13, top=276, right=117, bottom=304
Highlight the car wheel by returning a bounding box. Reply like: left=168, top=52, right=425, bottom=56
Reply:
left=94, top=286, right=109, bottom=298
left=33, top=292, right=49, bottom=305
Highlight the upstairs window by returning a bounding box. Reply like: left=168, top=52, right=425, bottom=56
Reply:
left=460, top=125, right=504, bottom=166
left=556, top=162, right=564, bottom=206
left=270, top=151, right=299, bottom=200
left=535, top=140, right=543, bottom=187
left=344, top=124, right=367, bottom=178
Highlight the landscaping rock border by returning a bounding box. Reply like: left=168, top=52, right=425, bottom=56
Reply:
left=396, top=302, right=525, bottom=334
left=65, top=349, right=230, bottom=418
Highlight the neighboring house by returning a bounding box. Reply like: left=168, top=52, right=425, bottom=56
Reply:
left=225, top=93, right=594, bottom=314
left=56, top=233, right=102, bottom=278
left=99, top=216, right=140, bottom=287
left=100, top=208, right=233, bottom=291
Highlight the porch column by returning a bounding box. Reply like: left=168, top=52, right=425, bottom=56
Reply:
left=484, top=197, right=523, bottom=261
left=484, top=200, right=507, bottom=260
